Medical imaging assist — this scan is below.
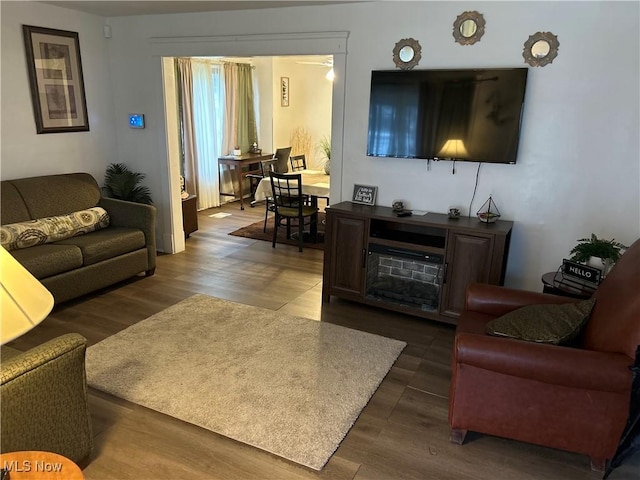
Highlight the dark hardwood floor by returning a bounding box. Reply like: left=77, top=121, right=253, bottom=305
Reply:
left=10, top=201, right=638, bottom=479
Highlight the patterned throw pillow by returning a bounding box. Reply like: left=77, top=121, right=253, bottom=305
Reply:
left=486, top=298, right=596, bottom=345
left=0, top=207, right=110, bottom=251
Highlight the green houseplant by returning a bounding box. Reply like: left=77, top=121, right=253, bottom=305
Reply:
left=103, top=163, right=153, bottom=205
left=319, top=136, right=331, bottom=175
left=569, top=234, right=627, bottom=275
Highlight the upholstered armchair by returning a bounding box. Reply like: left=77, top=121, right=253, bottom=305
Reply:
left=448, top=238, right=640, bottom=471
left=1, top=333, right=93, bottom=463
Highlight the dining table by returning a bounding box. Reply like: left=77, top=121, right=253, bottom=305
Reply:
left=218, top=152, right=274, bottom=210
left=253, top=169, right=330, bottom=206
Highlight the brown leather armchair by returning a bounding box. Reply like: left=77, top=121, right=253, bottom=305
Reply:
left=448, top=238, right=640, bottom=471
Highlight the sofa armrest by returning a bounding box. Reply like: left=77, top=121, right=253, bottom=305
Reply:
left=99, top=197, right=157, bottom=270
left=454, top=331, right=633, bottom=393
left=0, top=333, right=93, bottom=463
left=465, top=283, right=580, bottom=317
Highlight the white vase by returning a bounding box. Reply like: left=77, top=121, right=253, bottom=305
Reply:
left=587, top=256, right=613, bottom=277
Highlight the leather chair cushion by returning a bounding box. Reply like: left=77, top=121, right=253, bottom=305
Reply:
left=486, top=297, right=595, bottom=344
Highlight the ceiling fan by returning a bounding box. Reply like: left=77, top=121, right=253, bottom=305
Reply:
left=295, top=56, right=333, bottom=67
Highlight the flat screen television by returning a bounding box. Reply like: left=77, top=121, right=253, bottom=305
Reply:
left=366, top=68, right=528, bottom=164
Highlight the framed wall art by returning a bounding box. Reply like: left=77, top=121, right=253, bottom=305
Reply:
left=280, top=76, right=290, bottom=107
left=352, top=184, right=378, bottom=205
left=22, top=25, right=89, bottom=133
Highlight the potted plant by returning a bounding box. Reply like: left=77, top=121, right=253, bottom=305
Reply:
left=569, top=234, right=627, bottom=276
left=103, top=163, right=153, bottom=205
left=319, top=136, right=331, bottom=175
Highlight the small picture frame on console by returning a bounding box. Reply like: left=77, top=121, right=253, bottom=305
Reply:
left=352, top=184, right=378, bottom=205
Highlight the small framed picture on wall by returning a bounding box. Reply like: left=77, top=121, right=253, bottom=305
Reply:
left=281, top=77, right=290, bottom=107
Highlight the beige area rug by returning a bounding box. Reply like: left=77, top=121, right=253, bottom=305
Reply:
left=85, top=294, right=406, bottom=470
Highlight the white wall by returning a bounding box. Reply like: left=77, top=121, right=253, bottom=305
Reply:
left=2, top=1, right=638, bottom=293
left=273, top=57, right=333, bottom=169
left=0, top=1, right=118, bottom=182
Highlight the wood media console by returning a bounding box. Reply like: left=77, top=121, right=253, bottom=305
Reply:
left=322, top=201, right=513, bottom=325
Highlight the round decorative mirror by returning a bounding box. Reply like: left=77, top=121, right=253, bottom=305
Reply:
left=452, top=11, right=486, bottom=45
left=393, top=38, right=422, bottom=70
left=523, top=32, right=559, bottom=67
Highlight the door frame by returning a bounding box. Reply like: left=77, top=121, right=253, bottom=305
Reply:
left=152, top=31, right=348, bottom=253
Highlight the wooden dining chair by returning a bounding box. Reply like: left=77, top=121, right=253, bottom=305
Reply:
left=289, top=154, right=307, bottom=171
left=247, top=159, right=278, bottom=231
left=269, top=172, right=318, bottom=252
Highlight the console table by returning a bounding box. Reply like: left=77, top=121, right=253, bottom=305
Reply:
left=322, top=202, right=513, bottom=325
left=218, top=152, right=273, bottom=209
left=182, top=195, right=198, bottom=238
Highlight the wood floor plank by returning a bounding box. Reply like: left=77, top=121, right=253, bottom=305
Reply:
left=7, top=201, right=638, bottom=479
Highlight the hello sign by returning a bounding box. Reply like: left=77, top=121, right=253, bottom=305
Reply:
left=562, top=259, right=602, bottom=285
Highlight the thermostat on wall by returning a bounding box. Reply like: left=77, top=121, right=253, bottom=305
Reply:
left=128, top=113, right=145, bottom=129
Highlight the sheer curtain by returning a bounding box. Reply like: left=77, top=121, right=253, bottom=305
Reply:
left=191, top=61, right=224, bottom=209
left=176, top=59, right=259, bottom=208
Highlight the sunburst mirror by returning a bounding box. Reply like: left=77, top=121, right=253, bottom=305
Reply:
left=393, top=38, right=422, bottom=70
left=523, top=31, right=559, bottom=67
left=452, top=11, right=486, bottom=45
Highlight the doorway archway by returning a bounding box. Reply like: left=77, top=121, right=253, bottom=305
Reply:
left=152, top=31, right=348, bottom=253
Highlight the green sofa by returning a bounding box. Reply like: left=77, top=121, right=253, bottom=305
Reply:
left=0, top=333, right=93, bottom=463
left=0, top=173, right=156, bottom=303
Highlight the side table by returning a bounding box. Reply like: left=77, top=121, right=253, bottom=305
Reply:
left=541, top=271, right=596, bottom=300
left=182, top=195, right=198, bottom=238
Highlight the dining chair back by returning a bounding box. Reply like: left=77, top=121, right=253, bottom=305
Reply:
left=290, top=154, right=307, bottom=171
left=273, top=147, right=292, bottom=173
left=258, top=159, right=278, bottom=231
left=269, top=171, right=318, bottom=252
left=247, top=158, right=278, bottom=207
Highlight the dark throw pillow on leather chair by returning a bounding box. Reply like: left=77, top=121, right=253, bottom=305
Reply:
left=486, top=297, right=596, bottom=345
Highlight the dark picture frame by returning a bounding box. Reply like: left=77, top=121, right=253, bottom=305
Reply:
left=22, top=25, right=89, bottom=133
left=352, top=184, right=378, bottom=205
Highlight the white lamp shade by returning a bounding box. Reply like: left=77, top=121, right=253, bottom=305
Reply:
left=437, top=139, right=469, bottom=159
left=0, top=246, right=54, bottom=344
left=326, top=68, right=335, bottom=81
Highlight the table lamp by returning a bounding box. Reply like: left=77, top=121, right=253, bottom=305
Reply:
left=0, top=246, right=54, bottom=345
left=437, top=139, right=469, bottom=159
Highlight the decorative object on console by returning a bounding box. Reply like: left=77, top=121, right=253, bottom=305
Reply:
left=22, top=25, right=89, bottom=134
left=452, top=11, right=486, bottom=45
left=476, top=195, right=501, bottom=223
left=560, top=259, right=602, bottom=286
left=392, top=38, right=422, bottom=70
left=523, top=31, right=559, bottom=67
left=448, top=208, right=461, bottom=219
left=179, top=175, right=189, bottom=200
left=569, top=234, right=627, bottom=278
left=249, top=142, right=261, bottom=154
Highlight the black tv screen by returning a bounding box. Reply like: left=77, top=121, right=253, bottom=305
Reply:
left=366, top=68, right=528, bottom=164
